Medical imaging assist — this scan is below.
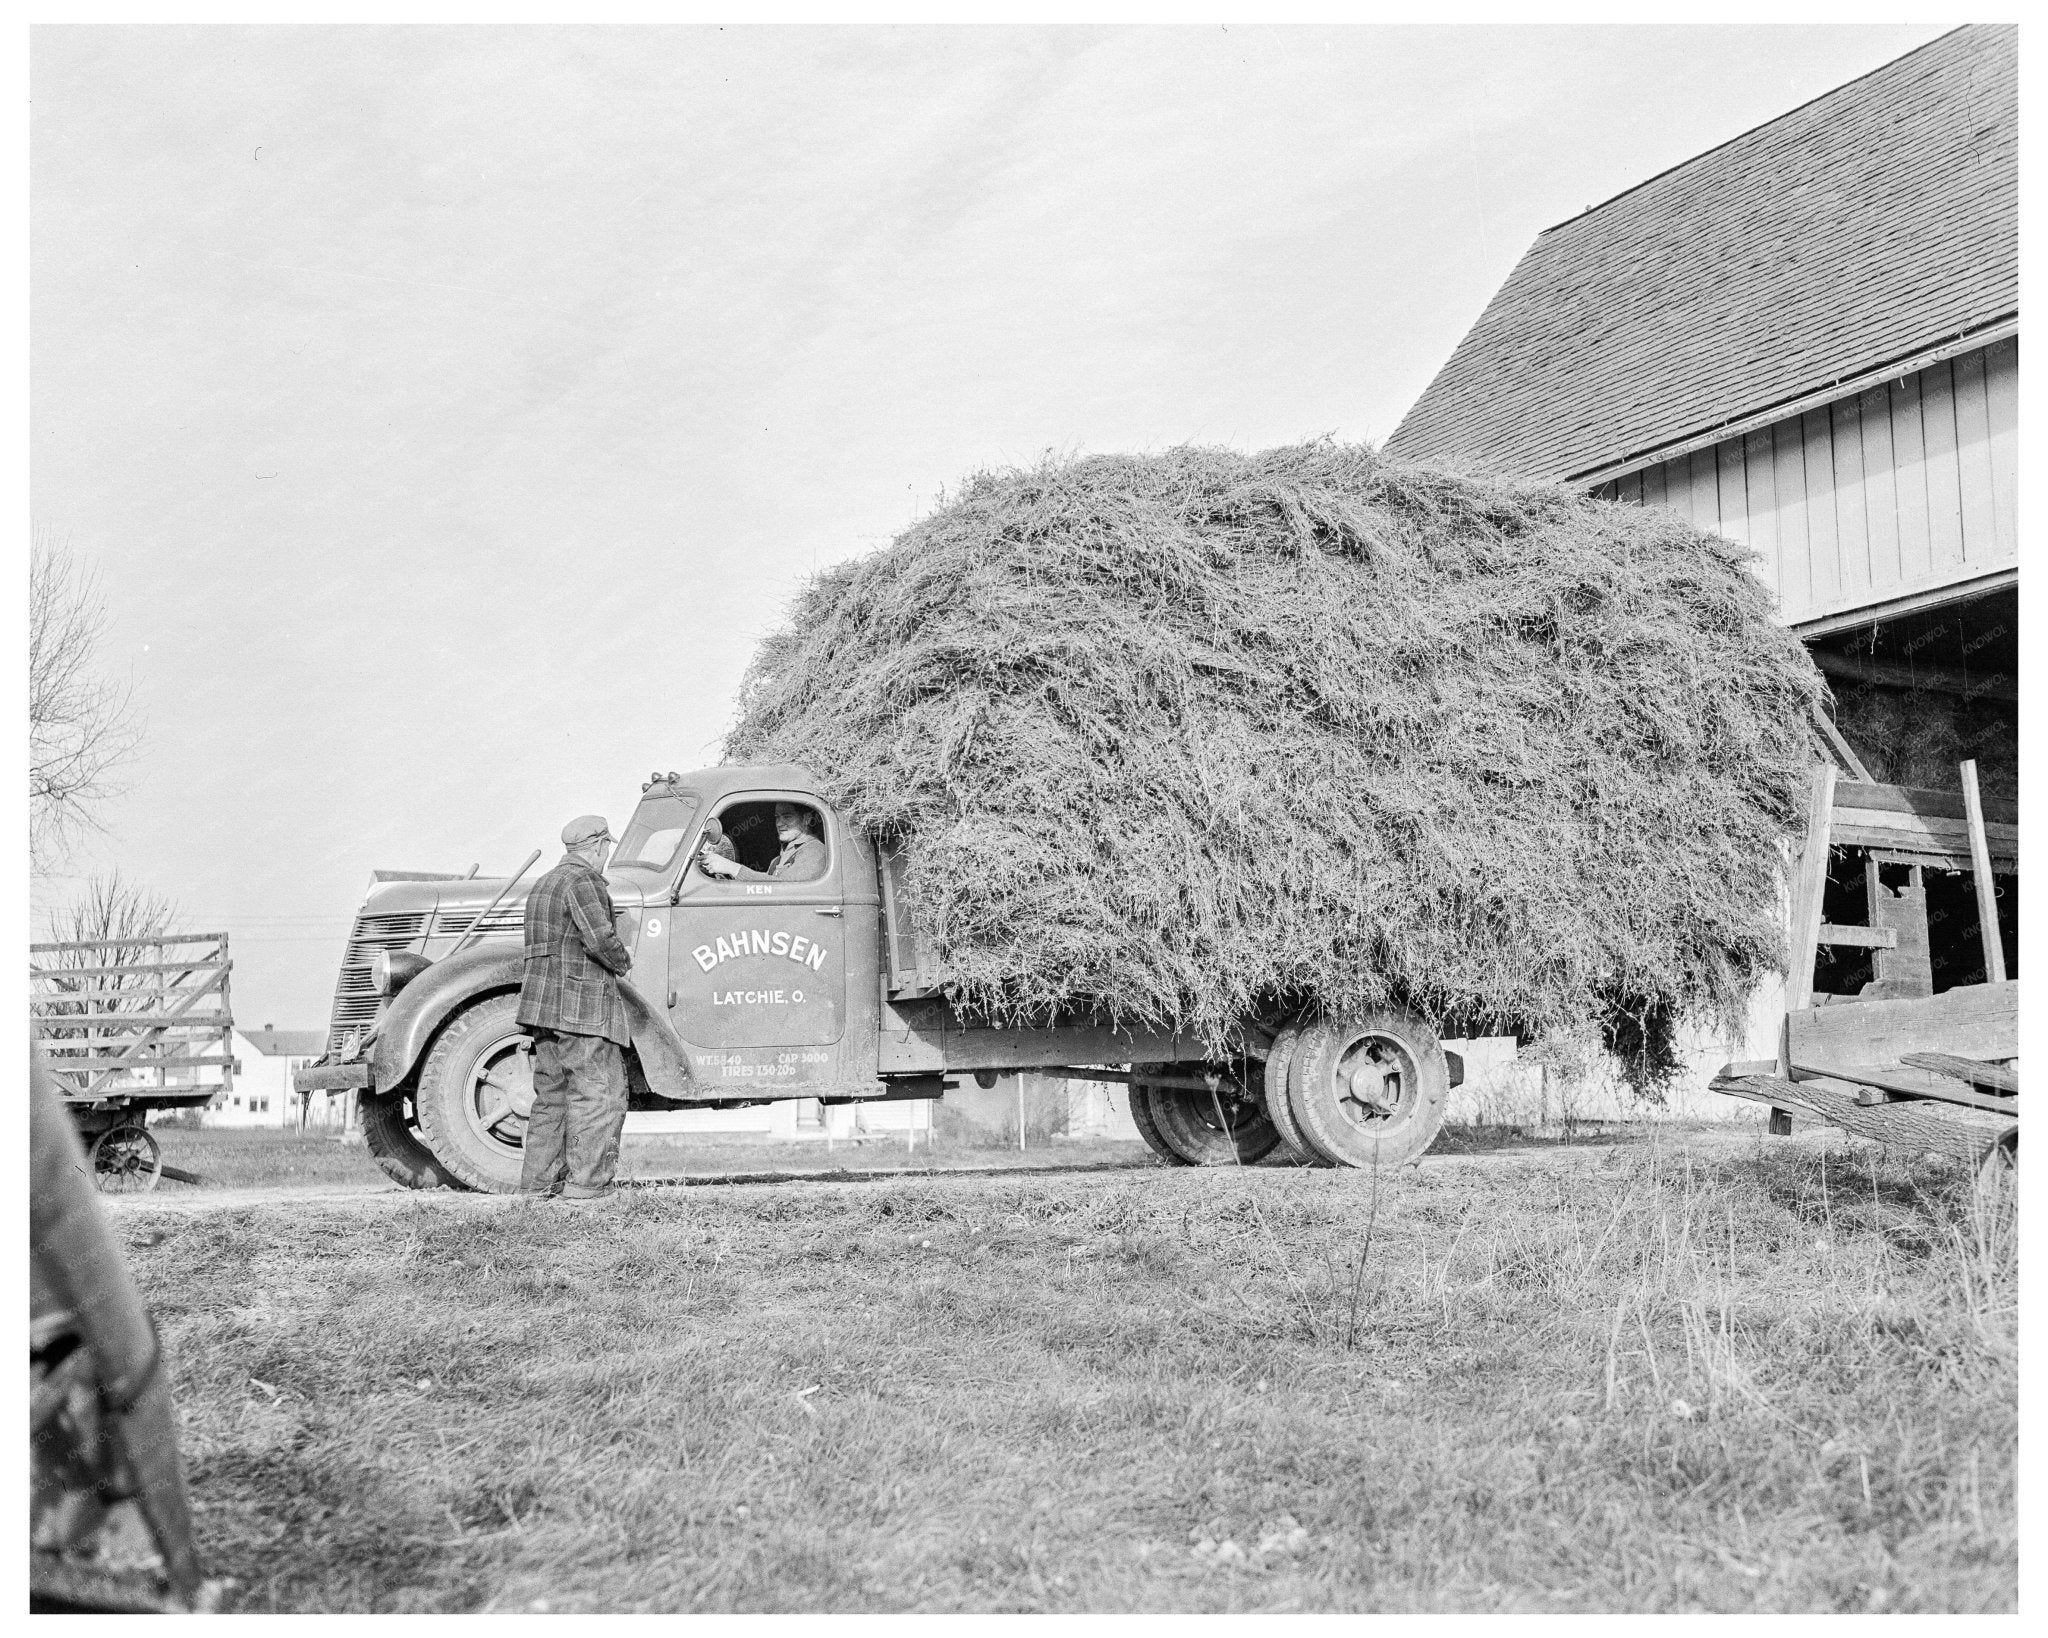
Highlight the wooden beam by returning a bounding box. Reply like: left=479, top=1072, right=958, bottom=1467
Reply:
left=1860, top=858, right=1933, bottom=999
left=1900, top=1051, right=2018, bottom=1094
left=1816, top=924, right=1898, bottom=950
left=1829, top=810, right=2018, bottom=869
left=1959, top=759, right=2008, bottom=983
left=1792, top=567, right=2018, bottom=641
left=27, top=933, right=229, bottom=953
left=1833, top=782, right=2018, bottom=827
left=29, top=958, right=234, bottom=979
left=1863, top=846, right=1977, bottom=873
left=1790, top=1059, right=2017, bottom=1115
left=1789, top=982, right=2018, bottom=1068
left=28, top=982, right=181, bottom=1002
left=1831, top=806, right=2021, bottom=842
left=1811, top=649, right=2016, bottom=703
left=1787, top=764, right=1837, bottom=1014
left=29, top=1011, right=233, bottom=1028
left=1809, top=706, right=1876, bottom=782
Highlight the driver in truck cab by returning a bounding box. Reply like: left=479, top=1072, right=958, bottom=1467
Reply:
left=698, top=802, right=827, bottom=884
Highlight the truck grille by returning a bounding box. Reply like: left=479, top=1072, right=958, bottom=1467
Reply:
left=429, top=905, right=527, bottom=941
left=325, top=911, right=429, bottom=1057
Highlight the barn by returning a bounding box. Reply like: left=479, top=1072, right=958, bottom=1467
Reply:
left=1389, top=24, right=2017, bottom=1069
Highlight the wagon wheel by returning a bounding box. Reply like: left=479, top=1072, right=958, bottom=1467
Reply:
left=89, top=1123, right=163, bottom=1193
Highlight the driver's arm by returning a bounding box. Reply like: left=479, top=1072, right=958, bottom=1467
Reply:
left=772, top=835, right=828, bottom=883
left=699, top=851, right=771, bottom=882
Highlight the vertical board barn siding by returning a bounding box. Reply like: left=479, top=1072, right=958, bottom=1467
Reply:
left=1831, top=393, right=1870, bottom=606
left=1802, top=407, right=1841, bottom=609
left=1716, top=439, right=1750, bottom=547
left=1603, top=342, right=2017, bottom=625
left=1919, top=362, right=1967, bottom=573
left=1950, top=348, right=1998, bottom=565
left=1742, top=428, right=1780, bottom=600
left=1983, top=337, right=2018, bottom=558
left=1774, top=418, right=1812, bottom=618
left=1857, top=384, right=1901, bottom=589
left=1891, top=371, right=1933, bottom=586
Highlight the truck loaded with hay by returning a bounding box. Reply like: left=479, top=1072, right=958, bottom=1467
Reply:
left=297, top=442, right=1823, bottom=1188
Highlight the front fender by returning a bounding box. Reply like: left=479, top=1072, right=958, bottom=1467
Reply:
left=617, top=984, right=695, bottom=1101
left=368, top=948, right=694, bottom=1100
left=370, top=945, right=523, bottom=1090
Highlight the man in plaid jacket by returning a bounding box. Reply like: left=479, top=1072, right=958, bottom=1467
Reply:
left=516, top=814, right=636, bottom=1199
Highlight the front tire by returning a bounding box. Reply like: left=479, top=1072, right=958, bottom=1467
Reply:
left=1287, top=1011, right=1450, bottom=1169
left=360, top=1091, right=463, bottom=1191
left=412, top=993, right=536, bottom=1195
left=1129, top=1065, right=1281, bottom=1166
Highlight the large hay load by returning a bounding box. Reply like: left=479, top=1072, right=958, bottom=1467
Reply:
left=727, top=441, right=1823, bottom=1122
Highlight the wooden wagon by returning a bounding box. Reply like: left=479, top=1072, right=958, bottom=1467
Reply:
left=1714, top=755, right=2018, bottom=1173
left=28, top=933, right=235, bottom=1192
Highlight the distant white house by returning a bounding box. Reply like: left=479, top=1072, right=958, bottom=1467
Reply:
left=207, top=1026, right=328, bottom=1128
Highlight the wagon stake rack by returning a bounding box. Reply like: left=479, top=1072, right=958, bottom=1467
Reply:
left=29, top=932, right=233, bottom=1192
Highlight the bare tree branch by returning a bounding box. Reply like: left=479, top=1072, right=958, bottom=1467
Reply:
left=43, top=867, right=179, bottom=948
left=34, top=869, right=182, bottom=1030
left=30, top=533, right=139, bottom=865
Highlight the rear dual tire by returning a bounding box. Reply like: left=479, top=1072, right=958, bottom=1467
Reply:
left=1280, top=1011, right=1450, bottom=1169
left=1260, top=1025, right=1322, bottom=1166
left=1130, top=1066, right=1281, bottom=1166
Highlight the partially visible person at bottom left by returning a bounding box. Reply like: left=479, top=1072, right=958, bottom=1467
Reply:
left=516, top=814, right=635, bottom=1201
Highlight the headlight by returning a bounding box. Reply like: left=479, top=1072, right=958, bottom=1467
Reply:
left=371, top=950, right=433, bottom=997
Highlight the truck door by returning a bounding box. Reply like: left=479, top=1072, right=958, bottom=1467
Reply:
left=666, top=795, right=847, bottom=1090
left=604, top=784, right=701, bottom=1008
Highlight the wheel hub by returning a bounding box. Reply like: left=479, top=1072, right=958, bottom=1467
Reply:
left=464, top=1036, right=535, bottom=1154
left=89, top=1124, right=162, bottom=1193
left=1335, top=1037, right=1413, bottom=1127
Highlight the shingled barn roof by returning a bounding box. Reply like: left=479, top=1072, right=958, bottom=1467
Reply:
left=1385, top=25, right=2017, bottom=485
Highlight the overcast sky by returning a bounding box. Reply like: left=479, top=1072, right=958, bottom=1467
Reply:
left=32, top=23, right=1943, bottom=1029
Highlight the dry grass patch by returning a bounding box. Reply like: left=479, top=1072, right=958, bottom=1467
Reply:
left=123, top=1126, right=2013, bottom=1612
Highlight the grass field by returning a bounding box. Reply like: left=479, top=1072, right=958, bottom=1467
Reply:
left=117, top=1124, right=2015, bottom=1613
left=145, top=1126, right=1159, bottom=1192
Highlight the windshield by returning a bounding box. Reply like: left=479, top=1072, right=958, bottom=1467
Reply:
left=610, top=791, right=701, bottom=873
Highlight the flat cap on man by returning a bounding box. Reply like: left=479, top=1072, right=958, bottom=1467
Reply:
left=561, top=814, right=612, bottom=847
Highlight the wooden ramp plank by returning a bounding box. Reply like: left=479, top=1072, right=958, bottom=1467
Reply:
left=1790, top=1060, right=2018, bottom=1116
left=1716, top=1074, right=2013, bottom=1164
